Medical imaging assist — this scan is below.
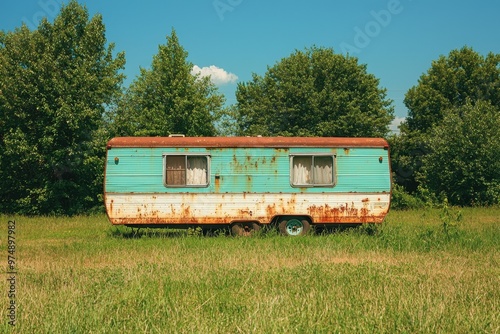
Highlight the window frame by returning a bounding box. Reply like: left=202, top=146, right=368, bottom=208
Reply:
left=289, top=153, right=336, bottom=187
left=162, top=153, right=211, bottom=188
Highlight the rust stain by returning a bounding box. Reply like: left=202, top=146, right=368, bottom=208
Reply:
left=112, top=216, right=255, bottom=225
left=108, top=190, right=389, bottom=226
left=306, top=202, right=386, bottom=224
left=215, top=203, right=223, bottom=216
left=344, top=148, right=350, bottom=155
left=110, top=203, right=388, bottom=226
left=238, top=208, right=253, bottom=217
left=188, top=193, right=198, bottom=202
left=182, top=205, right=191, bottom=217
left=107, top=136, right=389, bottom=149
left=214, top=176, right=220, bottom=193
left=266, top=204, right=277, bottom=217
left=246, top=176, right=253, bottom=193
left=286, top=194, right=297, bottom=210
left=360, top=208, right=370, bottom=222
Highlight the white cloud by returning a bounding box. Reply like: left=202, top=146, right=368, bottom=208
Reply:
left=191, top=65, right=238, bottom=85
left=390, top=116, right=406, bottom=134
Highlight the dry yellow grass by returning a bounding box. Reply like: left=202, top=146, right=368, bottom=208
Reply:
left=0, top=208, right=498, bottom=333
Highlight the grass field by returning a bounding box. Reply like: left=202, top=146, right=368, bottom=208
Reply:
left=1, top=207, right=499, bottom=333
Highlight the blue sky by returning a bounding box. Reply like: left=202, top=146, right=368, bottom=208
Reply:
left=1, top=0, right=499, bottom=131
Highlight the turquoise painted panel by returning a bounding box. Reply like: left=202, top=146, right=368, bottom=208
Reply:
left=212, top=148, right=289, bottom=193
left=105, top=146, right=391, bottom=194
left=335, top=148, right=391, bottom=193
left=105, top=148, right=163, bottom=193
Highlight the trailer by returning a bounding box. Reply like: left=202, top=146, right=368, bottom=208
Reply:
left=104, top=136, right=391, bottom=236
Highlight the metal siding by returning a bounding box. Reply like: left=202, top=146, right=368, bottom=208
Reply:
left=105, top=148, right=164, bottom=193
left=106, top=146, right=390, bottom=194
left=107, top=136, right=389, bottom=148
left=213, top=148, right=289, bottom=193
left=335, top=148, right=391, bottom=193
left=104, top=141, right=391, bottom=225
left=106, top=193, right=390, bottom=225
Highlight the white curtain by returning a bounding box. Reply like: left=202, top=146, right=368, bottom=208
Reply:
left=292, top=157, right=312, bottom=185
left=186, top=157, right=207, bottom=185
left=292, top=156, right=332, bottom=185
left=313, top=157, right=333, bottom=184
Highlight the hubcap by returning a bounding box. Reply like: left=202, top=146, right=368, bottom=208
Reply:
left=286, top=219, right=304, bottom=236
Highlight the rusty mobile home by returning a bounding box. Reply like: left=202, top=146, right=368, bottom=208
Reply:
left=104, top=137, right=391, bottom=236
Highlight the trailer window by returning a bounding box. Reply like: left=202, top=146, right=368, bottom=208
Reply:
left=164, top=155, right=209, bottom=187
left=290, top=155, right=335, bottom=187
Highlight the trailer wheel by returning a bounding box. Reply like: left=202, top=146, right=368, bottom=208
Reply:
left=278, top=218, right=310, bottom=236
left=231, top=222, right=261, bottom=236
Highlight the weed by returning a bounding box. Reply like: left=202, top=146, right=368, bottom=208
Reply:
left=439, top=198, right=463, bottom=240
left=187, top=226, right=203, bottom=237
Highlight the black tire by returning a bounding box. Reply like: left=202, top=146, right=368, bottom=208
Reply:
left=231, top=222, right=261, bottom=236
left=278, top=218, right=310, bottom=236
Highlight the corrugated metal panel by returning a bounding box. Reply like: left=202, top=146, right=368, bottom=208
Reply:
left=104, top=137, right=392, bottom=226
left=107, top=136, right=389, bottom=149
left=105, top=146, right=390, bottom=194
left=105, top=193, right=390, bottom=225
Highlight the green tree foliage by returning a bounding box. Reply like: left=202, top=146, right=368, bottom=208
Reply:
left=233, top=47, right=394, bottom=137
left=404, top=47, right=500, bottom=133
left=418, top=101, right=500, bottom=206
left=0, top=1, right=125, bottom=214
left=393, top=47, right=500, bottom=194
left=110, top=29, right=224, bottom=137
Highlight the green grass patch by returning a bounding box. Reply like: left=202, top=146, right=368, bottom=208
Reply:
left=1, top=207, right=499, bottom=333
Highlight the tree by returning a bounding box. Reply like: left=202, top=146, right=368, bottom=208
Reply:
left=110, top=29, right=224, bottom=137
left=233, top=47, right=394, bottom=137
left=418, top=100, right=500, bottom=206
left=0, top=1, right=125, bottom=214
left=404, top=47, right=500, bottom=134
left=393, top=47, right=500, bottom=194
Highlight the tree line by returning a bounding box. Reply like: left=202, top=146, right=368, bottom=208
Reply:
left=1, top=1, right=499, bottom=215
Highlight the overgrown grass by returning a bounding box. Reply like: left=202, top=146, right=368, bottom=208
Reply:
left=1, top=207, right=499, bottom=333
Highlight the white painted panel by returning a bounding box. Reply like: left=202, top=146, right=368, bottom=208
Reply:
left=105, top=193, right=390, bottom=225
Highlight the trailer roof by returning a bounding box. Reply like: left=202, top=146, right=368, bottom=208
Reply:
left=107, top=137, right=389, bottom=149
